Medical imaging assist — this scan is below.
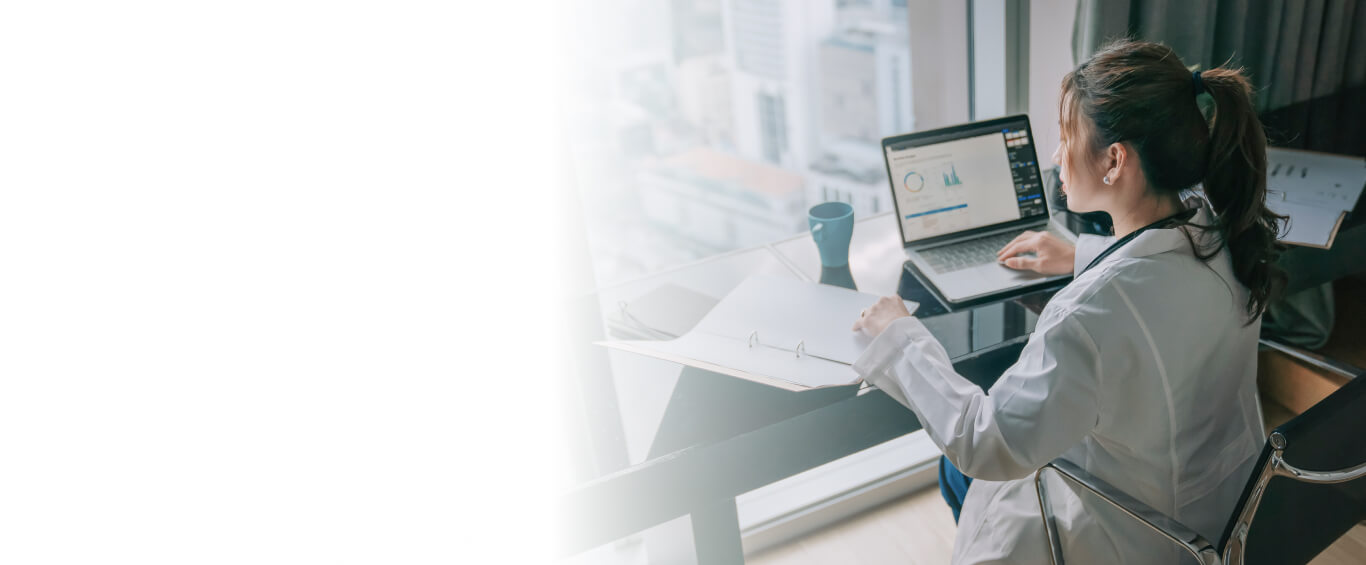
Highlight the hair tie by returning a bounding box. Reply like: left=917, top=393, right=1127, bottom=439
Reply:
left=1192, top=70, right=1205, bottom=96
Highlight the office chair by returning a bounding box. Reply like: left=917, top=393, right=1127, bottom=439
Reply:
left=1032, top=352, right=1366, bottom=565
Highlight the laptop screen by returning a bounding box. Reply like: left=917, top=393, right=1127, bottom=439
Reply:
left=883, top=117, right=1047, bottom=244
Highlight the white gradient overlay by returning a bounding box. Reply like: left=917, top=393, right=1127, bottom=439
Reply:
left=0, top=2, right=564, bottom=563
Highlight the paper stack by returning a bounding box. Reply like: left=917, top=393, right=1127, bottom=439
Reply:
left=600, top=275, right=918, bottom=391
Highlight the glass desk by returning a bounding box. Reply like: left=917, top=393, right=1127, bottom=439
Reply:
left=564, top=211, right=1065, bottom=563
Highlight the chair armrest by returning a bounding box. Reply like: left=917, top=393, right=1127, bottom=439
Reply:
left=1274, top=454, right=1366, bottom=484
left=1034, top=459, right=1220, bottom=565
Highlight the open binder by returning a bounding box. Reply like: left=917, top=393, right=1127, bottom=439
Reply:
left=599, top=275, right=918, bottom=391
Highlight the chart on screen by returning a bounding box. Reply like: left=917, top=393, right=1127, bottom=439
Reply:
left=888, top=132, right=1020, bottom=240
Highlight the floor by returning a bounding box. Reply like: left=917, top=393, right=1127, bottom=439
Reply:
left=746, top=487, right=955, bottom=565
left=746, top=485, right=1366, bottom=565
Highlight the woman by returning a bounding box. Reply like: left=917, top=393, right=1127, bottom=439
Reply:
left=850, top=39, right=1284, bottom=564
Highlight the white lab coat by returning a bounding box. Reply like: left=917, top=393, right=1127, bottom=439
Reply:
left=853, top=200, right=1263, bottom=564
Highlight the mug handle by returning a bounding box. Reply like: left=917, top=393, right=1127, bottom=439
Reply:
left=811, top=223, right=824, bottom=243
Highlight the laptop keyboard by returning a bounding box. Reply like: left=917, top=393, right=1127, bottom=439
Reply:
left=918, top=229, right=1031, bottom=274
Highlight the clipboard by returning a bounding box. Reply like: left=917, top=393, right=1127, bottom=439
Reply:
left=598, top=274, right=918, bottom=391
left=1265, top=147, right=1366, bottom=248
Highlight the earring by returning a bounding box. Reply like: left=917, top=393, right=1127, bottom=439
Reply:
left=1102, top=175, right=1112, bottom=185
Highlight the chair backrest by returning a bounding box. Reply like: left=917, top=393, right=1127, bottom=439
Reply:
left=1217, top=369, right=1366, bottom=564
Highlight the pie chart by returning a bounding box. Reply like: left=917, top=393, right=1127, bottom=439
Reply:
left=903, top=171, right=925, bottom=193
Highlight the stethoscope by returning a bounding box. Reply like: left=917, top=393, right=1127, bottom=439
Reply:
left=1079, top=207, right=1199, bottom=275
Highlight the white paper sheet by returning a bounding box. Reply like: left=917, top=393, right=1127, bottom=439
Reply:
left=1266, top=199, right=1346, bottom=248
left=1263, top=148, right=1365, bottom=248
left=607, top=331, right=859, bottom=390
left=601, top=275, right=919, bottom=390
left=1266, top=148, right=1366, bottom=211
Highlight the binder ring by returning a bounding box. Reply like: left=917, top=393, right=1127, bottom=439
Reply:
left=748, top=331, right=759, bottom=348
left=795, top=340, right=805, bottom=358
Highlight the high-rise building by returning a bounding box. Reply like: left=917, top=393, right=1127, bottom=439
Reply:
left=637, top=147, right=807, bottom=250
left=818, top=21, right=912, bottom=145
left=670, top=0, right=725, bottom=62
left=724, top=0, right=834, bottom=170
left=676, top=56, right=734, bottom=149
left=807, top=140, right=888, bottom=216
left=807, top=1, right=912, bottom=215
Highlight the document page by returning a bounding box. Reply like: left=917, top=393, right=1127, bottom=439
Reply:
left=601, top=275, right=920, bottom=390
left=1265, top=148, right=1365, bottom=247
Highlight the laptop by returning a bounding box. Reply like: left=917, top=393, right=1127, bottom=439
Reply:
left=881, top=114, right=1074, bottom=304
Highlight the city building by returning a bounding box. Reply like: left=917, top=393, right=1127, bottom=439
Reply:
left=637, top=147, right=807, bottom=250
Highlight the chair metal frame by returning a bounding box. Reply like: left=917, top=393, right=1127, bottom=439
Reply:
left=1034, top=447, right=1366, bottom=565
left=1034, top=339, right=1366, bottom=565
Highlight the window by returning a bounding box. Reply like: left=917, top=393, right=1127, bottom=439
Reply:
left=757, top=91, right=788, bottom=164
left=561, top=1, right=1012, bottom=555
left=565, top=0, right=941, bottom=287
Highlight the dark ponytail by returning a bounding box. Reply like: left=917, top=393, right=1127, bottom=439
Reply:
left=1060, top=39, right=1286, bottom=320
left=1197, top=67, right=1287, bottom=319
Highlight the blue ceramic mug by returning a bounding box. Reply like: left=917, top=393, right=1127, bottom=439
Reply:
left=809, top=202, right=854, bottom=268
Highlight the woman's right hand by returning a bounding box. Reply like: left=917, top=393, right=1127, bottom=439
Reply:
left=996, top=231, right=1076, bottom=275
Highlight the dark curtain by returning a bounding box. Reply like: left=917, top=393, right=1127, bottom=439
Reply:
left=1072, top=0, right=1366, bottom=155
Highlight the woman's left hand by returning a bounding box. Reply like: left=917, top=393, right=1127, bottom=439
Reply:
left=851, top=295, right=912, bottom=337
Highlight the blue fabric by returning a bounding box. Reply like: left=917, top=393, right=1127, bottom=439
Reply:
left=938, top=455, right=973, bottom=524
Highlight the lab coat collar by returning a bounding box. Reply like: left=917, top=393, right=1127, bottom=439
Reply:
left=1090, top=195, right=1219, bottom=267
left=1111, top=196, right=1217, bottom=261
